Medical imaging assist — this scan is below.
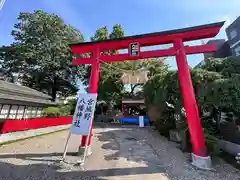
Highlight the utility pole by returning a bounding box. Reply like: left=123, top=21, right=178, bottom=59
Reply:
left=0, top=0, right=6, bottom=12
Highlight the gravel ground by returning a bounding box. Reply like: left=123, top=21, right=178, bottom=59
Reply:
left=0, top=124, right=239, bottom=180
left=0, top=130, right=102, bottom=180
left=95, top=124, right=240, bottom=180
left=112, top=125, right=240, bottom=180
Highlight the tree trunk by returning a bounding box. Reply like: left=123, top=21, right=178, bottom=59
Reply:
left=130, top=84, right=135, bottom=96
left=130, top=84, right=139, bottom=96
left=51, top=77, right=57, bottom=102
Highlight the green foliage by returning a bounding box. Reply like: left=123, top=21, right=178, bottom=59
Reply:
left=59, top=99, right=77, bottom=116
left=43, top=107, right=61, bottom=117
left=0, top=10, right=85, bottom=101
left=144, top=56, right=240, bottom=155
left=80, top=25, right=125, bottom=105
left=44, top=99, right=76, bottom=117
left=142, top=58, right=169, bottom=77
left=200, top=58, right=225, bottom=72
left=109, top=24, right=124, bottom=40
left=144, top=70, right=181, bottom=109
left=144, top=70, right=180, bottom=137
left=144, top=73, right=167, bottom=107
left=201, top=57, right=240, bottom=77
left=144, top=67, right=226, bottom=116
left=154, top=106, right=176, bottom=137
left=198, top=57, right=240, bottom=113
left=91, top=26, right=108, bottom=41
left=191, top=68, right=223, bottom=86
left=198, top=77, right=240, bottom=113
left=82, top=24, right=170, bottom=106
left=203, top=128, right=220, bottom=155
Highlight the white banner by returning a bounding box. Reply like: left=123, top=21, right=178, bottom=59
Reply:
left=139, top=116, right=144, bottom=128
left=70, top=93, right=97, bottom=135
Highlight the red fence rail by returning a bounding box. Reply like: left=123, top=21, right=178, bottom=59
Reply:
left=1, top=116, right=72, bottom=134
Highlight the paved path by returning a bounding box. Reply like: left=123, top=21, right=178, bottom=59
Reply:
left=0, top=124, right=240, bottom=180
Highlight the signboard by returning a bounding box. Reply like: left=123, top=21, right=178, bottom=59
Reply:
left=139, top=116, right=144, bottom=128
left=70, top=93, right=97, bottom=135
left=129, top=42, right=140, bottom=56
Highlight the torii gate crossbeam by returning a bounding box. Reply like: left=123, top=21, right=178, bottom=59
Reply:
left=70, top=21, right=225, bottom=170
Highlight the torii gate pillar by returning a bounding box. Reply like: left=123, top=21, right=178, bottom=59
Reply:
left=174, top=39, right=211, bottom=169
left=78, top=50, right=100, bottom=156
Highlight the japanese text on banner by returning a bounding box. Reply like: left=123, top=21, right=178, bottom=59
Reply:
left=70, top=93, right=97, bottom=135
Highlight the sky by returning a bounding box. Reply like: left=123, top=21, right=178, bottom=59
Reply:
left=0, top=0, right=239, bottom=70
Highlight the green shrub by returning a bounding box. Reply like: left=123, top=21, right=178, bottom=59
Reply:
left=59, top=104, right=72, bottom=116
left=203, top=128, right=220, bottom=156
left=198, top=77, right=240, bottom=114
left=43, top=107, right=61, bottom=117
left=143, top=57, right=240, bottom=156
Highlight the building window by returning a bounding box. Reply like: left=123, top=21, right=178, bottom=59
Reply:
left=8, top=105, right=18, bottom=119
left=0, top=105, right=10, bottom=119
left=0, top=104, right=3, bottom=114
left=36, top=107, right=43, bottom=117
left=24, top=106, right=33, bottom=119
left=230, top=29, right=237, bottom=39
left=16, top=106, right=25, bottom=120
left=31, top=107, right=37, bottom=118
left=234, top=45, right=240, bottom=56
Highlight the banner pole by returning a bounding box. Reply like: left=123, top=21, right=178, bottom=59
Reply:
left=62, top=131, right=71, bottom=161
left=79, top=119, right=93, bottom=166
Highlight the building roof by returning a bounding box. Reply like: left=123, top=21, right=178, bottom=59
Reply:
left=206, top=39, right=226, bottom=48
left=123, top=91, right=144, bottom=100
left=226, top=16, right=240, bottom=30
left=0, top=80, right=55, bottom=105
left=122, top=91, right=145, bottom=104
left=0, top=80, right=50, bottom=99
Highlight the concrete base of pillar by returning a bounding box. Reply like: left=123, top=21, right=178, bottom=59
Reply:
left=191, top=153, right=212, bottom=170
left=78, top=146, right=92, bottom=157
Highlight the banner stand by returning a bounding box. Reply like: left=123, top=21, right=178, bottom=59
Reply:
left=60, top=93, right=98, bottom=167
left=61, top=131, right=71, bottom=162
left=80, top=126, right=92, bottom=166
left=61, top=129, right=92, bottom=167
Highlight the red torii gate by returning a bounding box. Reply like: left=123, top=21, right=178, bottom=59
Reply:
left=71, top=21, right=224, bottom=169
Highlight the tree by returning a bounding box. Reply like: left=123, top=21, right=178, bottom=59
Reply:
left=91, top=26, right=108, bottom=41
left=109, top=24, right=124, bottom=39
left=0, top=10, right=85, bottom=101
left=197, top=56, right=240, bottom=113
left=143, top=67, right=226, bottom=122
left=83, top=24, right=169, bottom=105
left=144, top=56, right=240, bottom=122
left=82, top=25, right=125, bottom=105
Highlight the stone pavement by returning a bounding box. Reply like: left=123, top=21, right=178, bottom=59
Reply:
left=0, top=124, right=239, bottom=180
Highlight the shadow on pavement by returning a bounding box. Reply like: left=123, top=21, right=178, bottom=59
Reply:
left=0, top=123, right=170, bottom=179
left=0, top=160, right=164, bottom=180
left=0, top=152, right=77, bottom=162
left=96, top=124, right=165, bottom=167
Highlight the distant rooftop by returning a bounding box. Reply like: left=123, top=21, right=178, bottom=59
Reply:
left=0, top=80, right=50, bottom=99
left=0, top=80, right=55, bottom=105
left=226, top=16, right=240, bottom=30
